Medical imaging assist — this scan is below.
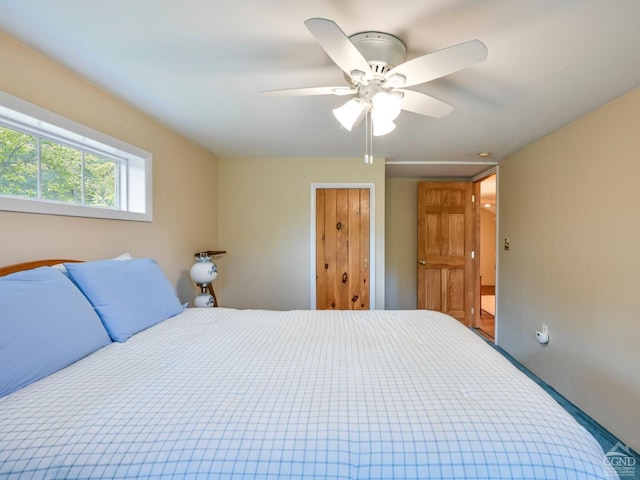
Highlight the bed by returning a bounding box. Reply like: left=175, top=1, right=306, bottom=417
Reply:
left=0, top=258, right=616, bottom=479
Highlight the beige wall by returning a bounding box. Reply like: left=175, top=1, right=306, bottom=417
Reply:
left=0, top=32, right=218, bottom=303
left=385, top=178, right=419, bottom=309
left=498, top=86, right=640, bottom=452
left=216, top=157, right=385, bottom=310
left=480, top=209, right=496, bottom=285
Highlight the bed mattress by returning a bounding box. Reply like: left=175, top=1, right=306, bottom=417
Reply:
left=0, top=308, right=613, bottom=479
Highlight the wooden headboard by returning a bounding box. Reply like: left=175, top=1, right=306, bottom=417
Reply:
left=0, top=259, right=82, bottom=277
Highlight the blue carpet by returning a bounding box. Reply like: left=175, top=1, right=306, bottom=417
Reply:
left=488, top=341, right=640, bottom=477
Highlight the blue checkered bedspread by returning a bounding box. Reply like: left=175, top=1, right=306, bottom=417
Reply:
left=0, top=308, right=616, bottom=479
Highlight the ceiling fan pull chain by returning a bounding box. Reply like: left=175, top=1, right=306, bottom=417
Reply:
left=364, top=111, right=373, bottom=165
left=369, top=112, right=373, bottom=164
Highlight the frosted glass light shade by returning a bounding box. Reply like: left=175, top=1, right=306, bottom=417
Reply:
left=372, top=91, right=403, bottom=121
left=372, top=112, right=396, bottom=137
left=333, top=98, right=367, bottom=131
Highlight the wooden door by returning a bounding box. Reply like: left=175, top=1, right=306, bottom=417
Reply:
left=316, top=188, right=370, bottom=310
left=417, top=182, right=474, bottom=325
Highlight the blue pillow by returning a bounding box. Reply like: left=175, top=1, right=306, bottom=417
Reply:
left=65, top=258, right=184, bottom=342
left=0, top=267, right=112, bottom=398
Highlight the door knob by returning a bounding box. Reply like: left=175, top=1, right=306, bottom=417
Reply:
left=418, top=260, right=428, bottom=265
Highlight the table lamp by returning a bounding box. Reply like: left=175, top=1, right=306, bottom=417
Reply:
left=190, top=253, right=217, bottom=307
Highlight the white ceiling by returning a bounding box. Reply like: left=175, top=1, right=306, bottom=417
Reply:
left=1, top=0, right=639, bottom=178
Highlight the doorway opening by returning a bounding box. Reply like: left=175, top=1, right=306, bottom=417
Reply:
left=476, top=173, right=497, bottom=340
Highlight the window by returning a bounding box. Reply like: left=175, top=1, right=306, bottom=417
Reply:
left=0, top=91, right=152, bottom=221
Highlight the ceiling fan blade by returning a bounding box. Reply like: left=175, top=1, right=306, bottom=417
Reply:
left=398, top=89, right=453, bottom=118
left=304, top=18, right=372, bottom=81
left=262, top=86, right=355, bottom=97
left=386, top=40, right=487, bottom=88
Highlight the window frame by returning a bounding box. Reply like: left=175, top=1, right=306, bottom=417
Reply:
left=0, top=91, right=152, bottom=222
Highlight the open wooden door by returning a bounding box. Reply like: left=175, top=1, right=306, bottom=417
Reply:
left=316, top=188, right=370, bottom=310
left=417, top=182, right=474, bottom=326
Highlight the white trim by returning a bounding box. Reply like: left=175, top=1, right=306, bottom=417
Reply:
left=0, top=90, right=152, bottom=222
left=471, top=165, right=497, bottom=183
left=0, top=196, right=151, bottom=222
left=310, top=183, right=376, bottom=310
left=493, top=166, right=500, bottom=345
left=386, top=160, right=499, bottom=166
left=0, top=91, right=149, bottom=159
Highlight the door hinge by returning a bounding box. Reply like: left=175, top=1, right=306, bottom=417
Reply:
left=471, top=194, right=475, bottom=203
left=471, top=250, right=475, bottom=259
left=471, top=307, right=475, bottom=315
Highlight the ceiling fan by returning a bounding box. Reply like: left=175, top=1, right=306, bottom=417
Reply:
left=263, top=18, right=487, bottom=162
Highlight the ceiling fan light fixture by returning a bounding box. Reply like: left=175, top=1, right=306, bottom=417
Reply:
left=372, top=91, right=403, bottom=121
left=333, top=98, right=368, bottom=131
left=371, top=111, right=396, bottom=136
left=349, top=69, right=367, bottom=84
left=385, top=73, right=407, bottom=88
left=270, top=18, right=488, bottom=163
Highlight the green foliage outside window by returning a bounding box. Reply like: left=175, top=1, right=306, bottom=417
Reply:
left=0, top=125, right=117, bottom=208
left=0, top=126, right=37, bottom=198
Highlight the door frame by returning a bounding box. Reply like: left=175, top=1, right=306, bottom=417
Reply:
left=471, top=166, right=498, bottom=343
left=310, top=183, right=376, bottom=309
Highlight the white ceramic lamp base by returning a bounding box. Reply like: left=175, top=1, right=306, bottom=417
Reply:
left=194, top=292, right=215, bottom=308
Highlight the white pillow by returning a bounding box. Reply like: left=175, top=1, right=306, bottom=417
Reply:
left=52, top=253, right=133, bottom=273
